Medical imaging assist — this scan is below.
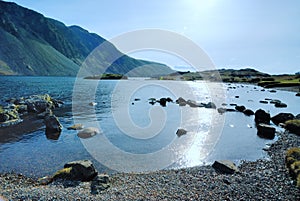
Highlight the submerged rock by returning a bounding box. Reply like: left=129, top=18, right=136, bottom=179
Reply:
left=212, top=160, right=238, bottom=174
left=259, top=100, right=268, bottom=104
left=257, top=123, right=276, bottom=139
left=77, top=127, right=100, bottom=139
left=68, top=124, right=84, bottom=130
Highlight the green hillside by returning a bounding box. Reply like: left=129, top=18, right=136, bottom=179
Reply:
left=0, top=1, right=174, bottom=76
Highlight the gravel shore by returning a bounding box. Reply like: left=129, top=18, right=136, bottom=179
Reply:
left=1, top=130, right=300, bottom=200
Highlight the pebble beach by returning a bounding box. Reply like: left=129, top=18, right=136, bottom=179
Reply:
left=1, top=130, right=299, bottom=201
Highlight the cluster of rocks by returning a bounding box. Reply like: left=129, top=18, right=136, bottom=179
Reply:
left=258, top=98, right=288, bottom=108
left=38, top=160, right=110, bottom=194
left=0, top=94, right=63, bottom=139
left=255, top=109, right=300, bottom=139
left=217, top=104, right=254, bottom=116
left=175, top=97, right=216, bottom=108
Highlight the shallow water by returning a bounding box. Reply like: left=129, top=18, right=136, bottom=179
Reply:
left=0, top=76, right=299, bottom=177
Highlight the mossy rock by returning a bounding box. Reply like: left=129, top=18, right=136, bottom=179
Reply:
left=286, top=147, right=300, bottom=188
left=285, top=119, right=300, bottom=135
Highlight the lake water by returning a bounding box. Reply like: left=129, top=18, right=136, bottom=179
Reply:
left=0, top=76, right=299, bottom=177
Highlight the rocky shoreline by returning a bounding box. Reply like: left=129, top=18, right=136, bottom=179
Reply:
left=0, top=129, right=299, bottom=200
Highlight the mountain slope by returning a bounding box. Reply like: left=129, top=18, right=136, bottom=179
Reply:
left=0, top=1, right=174, bottom=76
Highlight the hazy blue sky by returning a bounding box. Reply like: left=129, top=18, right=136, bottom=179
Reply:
left=7, top=0, right=300, bottom=74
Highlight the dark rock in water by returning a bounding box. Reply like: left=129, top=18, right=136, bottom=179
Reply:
left=53, top=160, right=98, bottom=182
left=217, top=108, right=236, bottom=114
left=270, top=99, right=281, bottom=104
left=265, top=98, right=272, bottom=100
left=217, top=108, right=227, bottom=114
left=235, top=96, right=239, bottom=98
left=204, top=102, right=216, bottom=109
left=261, top=89, right=265, bottom=91
left=68, top=124, right=84, bottom=130
left=229, top=103, right=237, bottom=106
left=257, top=123, right=276, bottom=139
left=89, top=102, right=97, bottom=106
left=176, top=128, right=187, bottom=137
left=44, top=114, right=62, bottom=133
left=37, top=108, right=53, bottom=119
left=243, top=109, right=254, bottom=116
left=221, top=103, right=227, bottom=106
left=269, top=90, right=277, bottom=93
left=274, top=102, right=287, bottom=108
left=187, top=100, right=201, bottom=108
left=235, top=105, right=246, bottom=112
left=255, top=109, right=270, bottom=124
left=91, top=174, right=110, bottom=194
left=158, top=98, right=167, bottom=107
left=212, top=160, right=238, bottom=174
left=296, top=93, right=300, bottom=97
left=45, top=130, right=61, bottom=140
left=295, top=114, right=300, bottom=120
left=176, top=97, right=186, bottom=106
left=166, top=97, right=173, bottom=102
left=148, top=98, right=156, bottom=105
left=271, top=113, right=295, bottom=125
left=285, top=120, right=300, bottom=135
left=259, top=100, right=268, bottom=104
left=0, top=113, right=10, bottom=122
left=77, top=127, right=100, bottom=139
left=134, top=98, right=141, bottom=101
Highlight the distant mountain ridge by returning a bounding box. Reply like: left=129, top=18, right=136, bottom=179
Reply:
left=0, top=1, right=174, bottom=76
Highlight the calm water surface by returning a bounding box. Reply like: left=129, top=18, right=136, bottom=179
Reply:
left=0, top=76, right=299, bottom=177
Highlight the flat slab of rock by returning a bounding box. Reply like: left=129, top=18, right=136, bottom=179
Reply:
left=77, top=127, right=100, bottom=139
left=257, top=123, right=276, bottom=139
left=68, top=124, right=84, bottom=130
left=212, top=160, right=238, bottom=174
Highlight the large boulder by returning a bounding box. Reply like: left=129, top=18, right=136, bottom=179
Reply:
left=271, top=113, right=295, bottom=125
left=44, top=114, right=62, bottom=133
left=257, top=123, right=276, bottom=139
left=212, top=160, right=238, bottom=174
left=255, top=109, right=270, bottom=124
left=53, top=160, right=98, bottom=182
